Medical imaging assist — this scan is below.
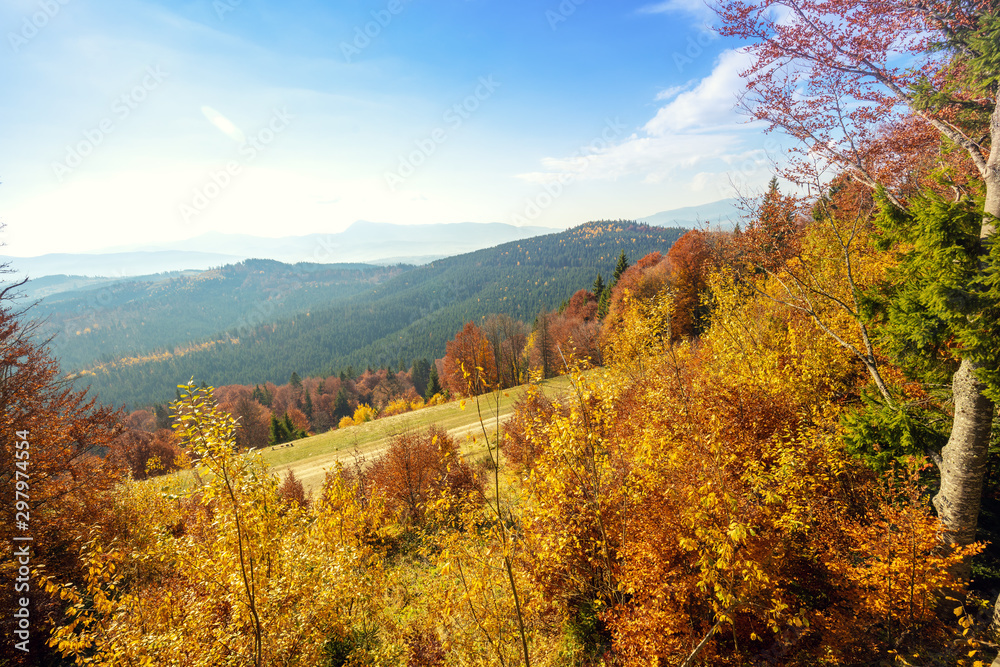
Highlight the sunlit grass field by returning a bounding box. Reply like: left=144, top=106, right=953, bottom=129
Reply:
left=156, top=374, right=580, bottom=495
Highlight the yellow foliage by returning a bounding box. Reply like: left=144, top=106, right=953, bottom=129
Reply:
left=602, top=288, right=673, bottom=380
left=44, top=382, right=398, bottom=667
left=381, top=398, right=412, bottom=417
left=705, top=270, right=855, bottom=409
left=353, top=403, right=377, bottom=424
left=513, top=274, right=976, bottom=665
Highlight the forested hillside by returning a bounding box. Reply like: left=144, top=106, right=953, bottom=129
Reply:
left=36, top=260, right=410, bottom=371
left=72, top=222, right=684, bottom=408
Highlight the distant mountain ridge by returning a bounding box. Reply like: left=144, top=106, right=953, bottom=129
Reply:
left=5, top=203, right=740, bottom=282
left=1, top=251, right=244, bottom=282
left=639, top=198, right=742, bottom=229
left=80, top=221, right=559, bottom=272
left=3, top=221, right=556, bottom=280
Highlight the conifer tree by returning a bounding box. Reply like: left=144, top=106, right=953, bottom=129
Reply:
left=426, top=365, right=442, bottom=399
left=333, top=388, right=351, bottom=420
left=612, top=250, right=629, bottom=285
left=303, top=391, right=314, bottom=423
left=268, top=415, right=289, bottom=446
left=592, top=273, right=605, bottom=302
left=411, top=358, right=431, bottom=397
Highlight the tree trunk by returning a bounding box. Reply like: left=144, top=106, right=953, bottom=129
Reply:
left=978, top=85, right=1000, bottom=642
left=932, top=358, right=994, bottom=581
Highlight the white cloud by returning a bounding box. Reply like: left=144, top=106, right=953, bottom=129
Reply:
left=644, top=49, right=752, bottom=135
left=516, top=49, right=760, bottom=187
left=637, top=0, right=713, bottom=21
left=655, top=83, right=693, bottom=101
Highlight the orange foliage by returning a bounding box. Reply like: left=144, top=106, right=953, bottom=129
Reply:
left=442, top=321, right=498, bottom=396
left=0, top=300, right=124, bottom=664
left=564, top=289, right=598, bottom=322
left=515, top=290, right=977, bottom=665
left=531, top=290, right=604, bottom=375
left=109, top=428, right=183, bottom=479
left=601, top=252, right=671, bottom=349
left=665, top=230, right=715, bottom=340
left=367, top=426, right=483, bottom=525
left=500, top=385, right=565, bottom=471
left=286, top=406, right=310, bottom=433
left=730, top=179, right=804, bottom=274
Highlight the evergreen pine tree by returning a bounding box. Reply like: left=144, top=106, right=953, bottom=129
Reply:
left=598, top=290, right=611, bottom=320
left=333, top=388, right=351, bottom=420
left=425, top=365, right=442, bottom=400
left=598, top=251, right=631, bottom=319
left=153, top=404, right=171, bottom=430
left=268, top=415, right=289, bottom=446
left=411, top=358, right=431, bottom=397
left=592, top=273, right=605, bottom=301
left=303, top=391, right=314, bottom=422
left=612, top=250, right=629, bottom=284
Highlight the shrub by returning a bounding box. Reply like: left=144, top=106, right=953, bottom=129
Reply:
left=368, top=426, right=483, bottom=526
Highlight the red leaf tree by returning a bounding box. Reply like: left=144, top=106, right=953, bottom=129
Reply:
left=442, top=321, right=498, bottom=396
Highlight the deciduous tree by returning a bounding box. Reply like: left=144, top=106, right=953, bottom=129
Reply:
left=0, top=271, right=123, bottom=663
left=715, top=0, right=999, bottom=588
left=442, top=322, right=498, bottom=396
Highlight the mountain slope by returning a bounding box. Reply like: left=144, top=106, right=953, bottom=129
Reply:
left=72, top=221, right=685, bottom=409
left=36, top=260, right=410, bottom=371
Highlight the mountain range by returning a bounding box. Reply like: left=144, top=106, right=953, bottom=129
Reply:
left=3, top=200, right=740, bottom=283
left=639, top=198, right=741, bottom=229
left=2, top=221, right=557, bottom=280
left=48, top=220, right=687, bottom=408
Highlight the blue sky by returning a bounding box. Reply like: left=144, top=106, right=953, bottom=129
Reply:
left=0, top=0, right=783, bottom=256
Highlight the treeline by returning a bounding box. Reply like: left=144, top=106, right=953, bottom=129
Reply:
left=110, top=362, right=446, bottom=479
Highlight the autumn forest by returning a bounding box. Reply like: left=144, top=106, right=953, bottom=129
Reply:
left=3, top=0, right=1000, bottom=666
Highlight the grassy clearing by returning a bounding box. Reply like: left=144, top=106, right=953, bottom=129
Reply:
left=157, top=374, right=578, bottom=496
